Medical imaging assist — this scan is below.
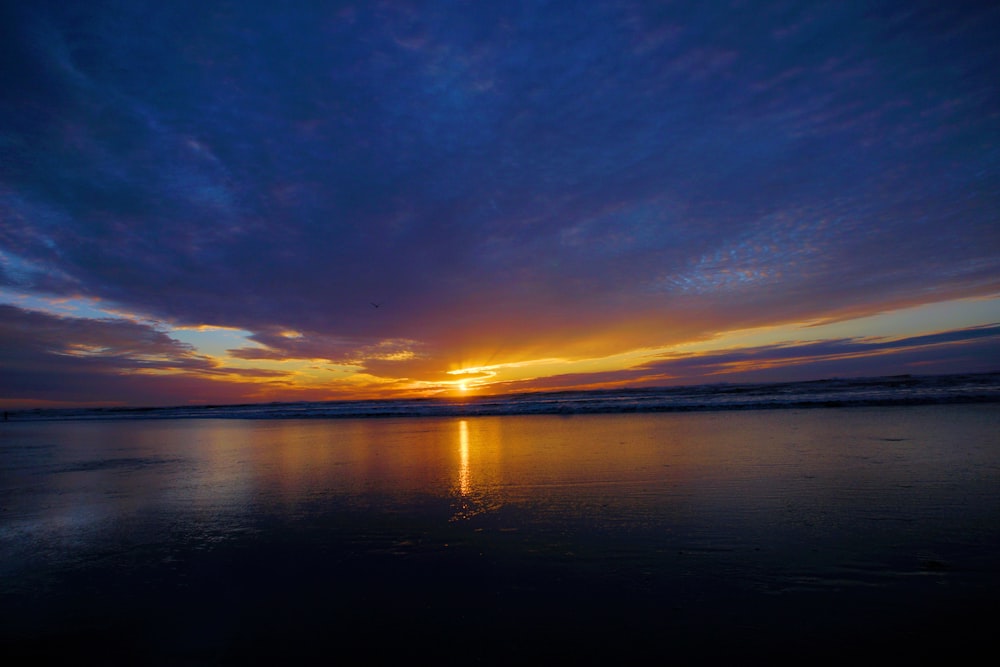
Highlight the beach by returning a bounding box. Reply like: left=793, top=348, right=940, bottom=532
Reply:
left=2, top=404, right=999, bottom=663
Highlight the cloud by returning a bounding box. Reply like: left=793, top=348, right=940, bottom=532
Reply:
left=0, top=304, right=206, bottom=367
left=477, top=324, right=1000, bottom=395
left=0, top=305, right=289, bottom=406
left=227, top=327, right=421, bottom=367
left=1, top=1, right=998, bottom=405
left=634, top=324, right=1000, bottom=382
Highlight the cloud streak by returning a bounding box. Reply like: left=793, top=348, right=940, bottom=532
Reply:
left=482, top=324, right=1000, bottom=394
left=0, top=305, right=287, bottom=406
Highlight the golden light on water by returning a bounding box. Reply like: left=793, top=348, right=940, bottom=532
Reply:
left=458, top=419, right=471, bottom=497
left=451, top=418, right=506, bottom=521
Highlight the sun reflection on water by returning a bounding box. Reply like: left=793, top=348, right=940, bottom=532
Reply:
left=451, top=418, right=503, bottom=521
left=458, top=419, right=471, bottom=497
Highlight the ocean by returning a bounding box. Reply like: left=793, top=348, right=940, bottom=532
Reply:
left=2, top=374, right=999, bottom=663
left=8, top=371, right=1000, bottom=421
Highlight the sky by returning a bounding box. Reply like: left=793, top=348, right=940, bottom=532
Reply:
left=1, top=0, right=999, bottom=409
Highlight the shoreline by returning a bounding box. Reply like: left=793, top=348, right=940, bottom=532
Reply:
left=4, top=371, right=999, bottom=422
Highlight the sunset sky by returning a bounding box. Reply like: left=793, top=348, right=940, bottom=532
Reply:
left=1, top=0, right=998, bottom=409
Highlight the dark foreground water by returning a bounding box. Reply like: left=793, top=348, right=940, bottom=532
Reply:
left=2, top=405, right=999, bottom=664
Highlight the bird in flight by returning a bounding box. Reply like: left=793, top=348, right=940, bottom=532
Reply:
left=370, top=302, right=382, bottom=309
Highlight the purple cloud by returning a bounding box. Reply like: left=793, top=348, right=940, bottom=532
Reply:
left=0, top=305, right=287, bottom=406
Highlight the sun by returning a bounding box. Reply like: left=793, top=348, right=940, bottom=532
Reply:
left=458, top=380, right=469, bottom=392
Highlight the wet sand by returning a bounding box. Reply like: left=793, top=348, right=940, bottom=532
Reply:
left=2, top=405, right=998, bottom=663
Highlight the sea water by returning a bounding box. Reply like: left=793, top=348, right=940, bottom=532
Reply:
left=9, top=372, right=1000, bottom=421
left=1, top=400, right=999, bottom=662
